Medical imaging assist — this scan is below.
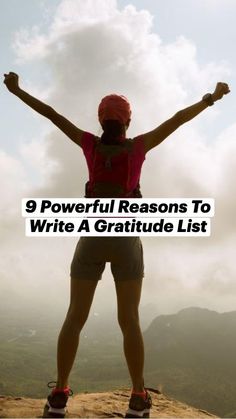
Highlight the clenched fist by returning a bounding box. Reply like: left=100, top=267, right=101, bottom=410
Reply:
left=3, top=72, right=20, bottom=93
left=212, top=82, right=230, bottom=101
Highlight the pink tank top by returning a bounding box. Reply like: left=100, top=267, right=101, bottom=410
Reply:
left=81, top=131, right=146, bottom=196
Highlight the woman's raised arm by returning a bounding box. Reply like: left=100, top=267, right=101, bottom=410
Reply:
left=3, top=72, right=84, bottom=147
left=142, top=82, right=230, bottom=153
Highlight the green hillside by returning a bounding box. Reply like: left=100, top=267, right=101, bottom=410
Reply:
left=144, top=307, right=236, bottom=417
left=0, top=306, right=236, bottom=417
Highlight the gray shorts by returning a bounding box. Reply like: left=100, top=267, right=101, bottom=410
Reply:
left=70, top=237, right=144, bottom=281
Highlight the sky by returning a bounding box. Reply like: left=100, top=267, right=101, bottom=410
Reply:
left=1, top=0, right=236, bottom=319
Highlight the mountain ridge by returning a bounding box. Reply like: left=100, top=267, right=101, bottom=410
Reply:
left=143, top=307, right=236, bottom=417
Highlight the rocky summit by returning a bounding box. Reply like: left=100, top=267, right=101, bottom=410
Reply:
left=0, top=388, right=218, bottom=418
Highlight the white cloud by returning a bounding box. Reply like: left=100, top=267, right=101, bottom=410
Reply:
left=0, top=150, right=28, bottom=215
left=13, top=26, right=49, bottom=63
left=19, top=137, right=60, bottom=188
left=2, top=0, right=235, bottom=313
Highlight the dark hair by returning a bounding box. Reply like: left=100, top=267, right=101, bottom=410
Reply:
left=101, top=120, right=125, bottom=144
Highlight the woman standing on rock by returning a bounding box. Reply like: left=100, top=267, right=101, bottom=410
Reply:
left=3, top=71, right=230, bottom=418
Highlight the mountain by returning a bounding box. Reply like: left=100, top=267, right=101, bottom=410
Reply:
left=1, top=306, right=236, bottom=417
left=0, top=388, right=218, bottom=418
left=143, top=307, right=236, bottom=417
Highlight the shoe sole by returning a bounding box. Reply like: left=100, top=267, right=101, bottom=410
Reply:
left=125, top=407, right=150, bottom=418
left=42, top=401, right=67, bottom=418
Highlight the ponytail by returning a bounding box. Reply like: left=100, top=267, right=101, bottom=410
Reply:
left=101, top=120, right=125, bottom=144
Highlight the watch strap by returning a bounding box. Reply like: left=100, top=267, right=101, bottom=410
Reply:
left=202, top=93, right=214, bottom=106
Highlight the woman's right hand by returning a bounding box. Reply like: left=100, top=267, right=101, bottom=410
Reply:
left=3, top=72, right=20, bottom=93
left=212, top=82, right=230, bottom=102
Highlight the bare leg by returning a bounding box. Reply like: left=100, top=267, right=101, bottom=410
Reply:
left=56, top=278, right=98, bottom=388
left=115, top=279, right=144, bottom=392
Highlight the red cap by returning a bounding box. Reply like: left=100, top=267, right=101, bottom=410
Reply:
left=98, top=94, right=131, bottom=125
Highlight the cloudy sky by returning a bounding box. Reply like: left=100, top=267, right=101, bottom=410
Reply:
left=1, top=0, right=236, bottom=318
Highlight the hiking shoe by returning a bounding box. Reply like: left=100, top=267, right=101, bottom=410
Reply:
left=125, top=390, right=152, bottom=418
left=43, top=381, right=73, bottom=418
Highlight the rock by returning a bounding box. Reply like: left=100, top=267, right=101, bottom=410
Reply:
left=0, top=388, right=218, bottom=418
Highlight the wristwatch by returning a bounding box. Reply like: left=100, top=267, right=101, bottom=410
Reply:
left=202, top=93, right=214, bottom=106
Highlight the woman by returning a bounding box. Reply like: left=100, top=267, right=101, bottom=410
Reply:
left=3, top=72, right=230, bottom=418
